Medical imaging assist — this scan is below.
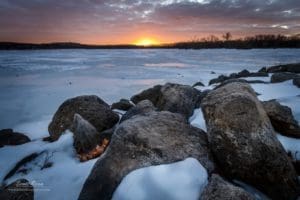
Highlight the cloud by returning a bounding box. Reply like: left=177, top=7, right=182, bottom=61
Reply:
left=0, top=0, right=299, bottom=43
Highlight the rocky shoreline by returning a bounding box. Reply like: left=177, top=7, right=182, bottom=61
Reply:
left=1, top=63, right=300, bottom=200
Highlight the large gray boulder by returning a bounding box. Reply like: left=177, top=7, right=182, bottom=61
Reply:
left=201, top=82, right=299, bottom=200
left=270, top=72, right=299, bottom=83
left=131, top=83, right=201, bottom=119
left=48, top=95, right=119, bottom=141
left=262, top=100, right=300, bottom=138
left=0, top=179, right=33, bottom=200
left=120, top=100, right=156, bottom=123
left=201, top=174, right=255, bottom=200
left=78, top=111, right=215, bottom=200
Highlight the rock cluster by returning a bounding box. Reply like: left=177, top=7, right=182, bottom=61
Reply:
left=201, top=82, right=299, bottom=199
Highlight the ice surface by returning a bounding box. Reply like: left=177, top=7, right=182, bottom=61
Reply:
left=112, top=158, right=208, bottom=200
left=1, top=49, right=300, bottom=128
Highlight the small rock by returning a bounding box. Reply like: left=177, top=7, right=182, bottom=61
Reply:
left=0, top=179, right=33, bottom=200
left=293, top=77, right=300, bottom=88
left=0, top=129, right=30, bottom=148
left=271, top=72, right=299, bottom=83
left=258, top=67, right=267, bottom=73
left=192, top=81, right=205, bottom=87
left=130, top=85, right=162, bottom=105
left=111, top=99, right=134, bottom=111
left=266, top=63, right=300, bottom=73
left=262, top=100, right=300, bottom=138
left=71, top=114, right=102, bottom=154
left=201, top=174, right=255, bottom=200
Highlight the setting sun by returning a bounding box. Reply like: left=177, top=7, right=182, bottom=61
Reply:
left=134, top=38, right=159, bottom=46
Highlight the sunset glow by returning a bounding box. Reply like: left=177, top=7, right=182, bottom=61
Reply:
left=134, top=38, right=160, bottom=46
left=0, top=1, right=299, bottom=44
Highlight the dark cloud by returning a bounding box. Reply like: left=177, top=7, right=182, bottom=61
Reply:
left=0, top=0, right=299, bottom=43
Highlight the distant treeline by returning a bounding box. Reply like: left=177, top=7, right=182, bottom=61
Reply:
left=172, top=33, right=300, bottom=49
left=1, top=34, right=300, bottom=50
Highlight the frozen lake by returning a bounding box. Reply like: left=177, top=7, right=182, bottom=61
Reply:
left=0, top=48, right=300, bottom=129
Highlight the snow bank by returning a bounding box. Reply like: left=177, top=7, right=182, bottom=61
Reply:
left=112, top=158, right=208, bottom=200
left=277, top=134, right=300, bottom=160
left=1, top=132, right=97, bottom=200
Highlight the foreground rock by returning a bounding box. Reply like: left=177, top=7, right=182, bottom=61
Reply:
left=263, top=100, right=300, bottom=138
left=131, top=83, right=201, bottom=119
left=201, top=174, right=255, bottom=200
left=111, top=99, right=133, bottom=111
left=48, top=95, right=119, bottom=141
left=265, top=63, right=300, bottom=73
left=201, top=82, right=299, bottom=200
left=0, top=179, right=33, bottom=200
left=120, top=100, right=156, bottom=123
left=70, top=114, right=101, bottom=154
left=78, top=111, right=215, bottom=200
left=270, top=72, right=299, bottom=83
left=0, top=129, right=30, bottom=148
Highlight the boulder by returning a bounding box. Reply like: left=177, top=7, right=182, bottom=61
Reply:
left=271, top=72, right=299, bottom=83
left=111, top=99, right=133, bottom=111
left=78, top=111, right=215, bottom=200
left=201, top=82, right=299, bottom=200
left=0, top=129, right=30, bottom=148
left=0, top=179, right=33, bottom=200
left=293, top=77, right=300, bottom=88
left=131, top=83, right=202, bottom=119
left=192, top=81, right=205, bottom=87
left=120, top=100, right=156, bottom=123
left=70, top=114, right=101, bottom=154
left=209, top=75, right=228, bottom=85
left=48, top=95, right=119, bottom=141
left=130, top=85, right=162, bottom=105
left=266, top=63, right=300, bottom=73
left=262, top=100, right=300, bottom=138
left=201, top=174, right=255, bottom=200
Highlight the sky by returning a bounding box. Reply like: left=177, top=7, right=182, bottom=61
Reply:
left=0, top=0, right=299, bottom=44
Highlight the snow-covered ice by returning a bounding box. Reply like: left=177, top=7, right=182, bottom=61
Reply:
left=1, top=132, right=97, bottom=200
left=112, top=158, right=208, bottom=200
